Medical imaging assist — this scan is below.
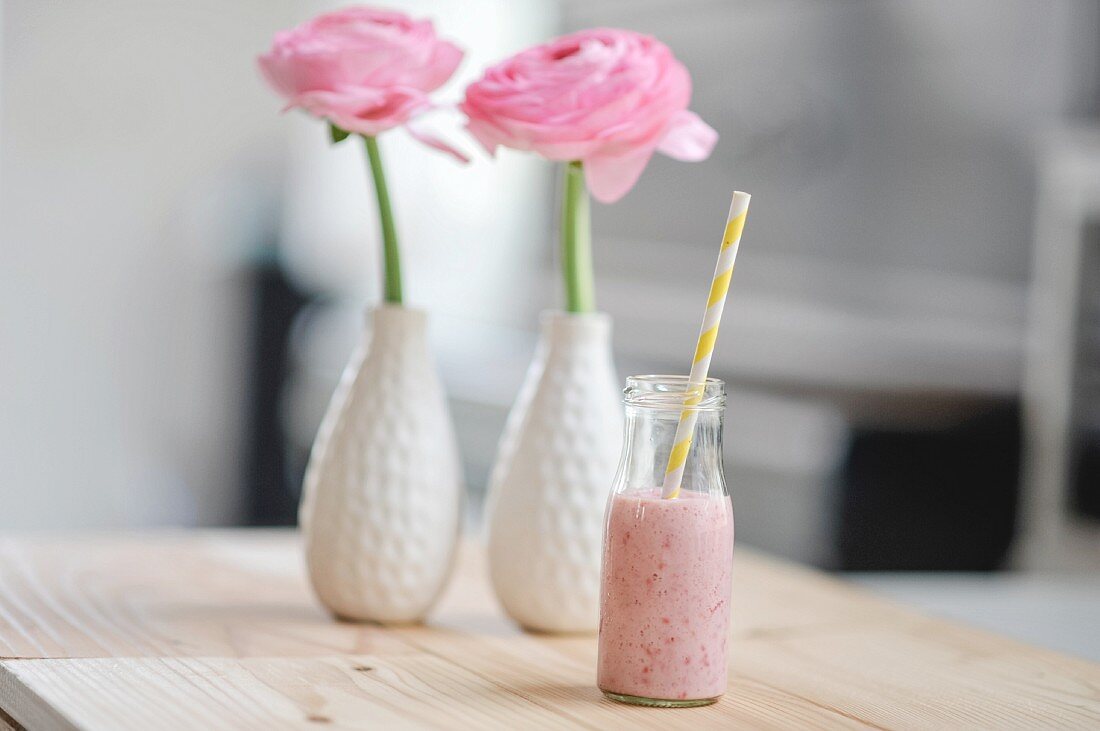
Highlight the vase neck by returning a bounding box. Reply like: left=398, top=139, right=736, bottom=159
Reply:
left=370, top=304, right=428, bottom=344
left=538, top=310, right=611, bottom=351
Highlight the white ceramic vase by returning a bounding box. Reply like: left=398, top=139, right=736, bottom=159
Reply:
left=485, top=311, right=623, bottom=633
left=300, top=305, right=463, bottom=624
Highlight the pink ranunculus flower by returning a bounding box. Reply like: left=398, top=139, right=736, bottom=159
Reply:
left=460, top=28, right=717, bottom=203
left=258, top=6, right=465, bottom=158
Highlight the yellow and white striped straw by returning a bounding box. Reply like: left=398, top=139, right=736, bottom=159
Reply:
left=662, top=191, right=751, bottom=499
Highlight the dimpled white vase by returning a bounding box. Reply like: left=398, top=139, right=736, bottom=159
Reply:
left=300, top=305, right=462, bottom=623
left=486, top=311, right=623, bottom=633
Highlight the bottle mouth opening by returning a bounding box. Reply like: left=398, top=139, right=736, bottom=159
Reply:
left=623, top=375, right=726, bottom=412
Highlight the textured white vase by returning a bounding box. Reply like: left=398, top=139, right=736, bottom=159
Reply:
left=485, top=311, right=623, bottom=633
left=300, top=305, right=463, bottom=624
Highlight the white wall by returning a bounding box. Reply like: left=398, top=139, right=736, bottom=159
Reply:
left=0, top=1, right=310, bottom=527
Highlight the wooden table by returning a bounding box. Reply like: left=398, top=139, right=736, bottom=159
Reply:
left=0, top=532, right=1097, bottom=730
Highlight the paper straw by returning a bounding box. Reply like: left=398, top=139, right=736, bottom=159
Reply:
left=662, top=191, right=751, bottom=499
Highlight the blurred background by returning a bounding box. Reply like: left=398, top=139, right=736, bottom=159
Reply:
left=2, top=0, right=1099, bottom=658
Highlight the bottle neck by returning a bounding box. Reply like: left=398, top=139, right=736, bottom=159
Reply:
left=615, top=405, right=726, bottom=498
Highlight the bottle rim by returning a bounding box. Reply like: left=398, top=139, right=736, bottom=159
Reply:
left=623, top=375, right=726, bottom=412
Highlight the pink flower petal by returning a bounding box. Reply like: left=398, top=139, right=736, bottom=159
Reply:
left=406, top=118, right=471, bottom=163
left=657, top=110, right=718, bottom=162
left=463, top=118, right=504, bottom=157
left=583, top=145, right=657, bottom=203
left=287, top=86, right=429, bottom=136
left=423, top=41, right=464, bottom=90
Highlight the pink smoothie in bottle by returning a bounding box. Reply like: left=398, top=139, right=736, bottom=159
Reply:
left=597, top=488, right=734, bottom=704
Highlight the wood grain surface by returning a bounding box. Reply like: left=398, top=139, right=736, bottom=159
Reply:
left=0, top=531, right=1097, bottom=729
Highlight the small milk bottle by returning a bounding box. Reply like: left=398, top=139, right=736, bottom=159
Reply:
left=597, top=375, right=734, bottom=707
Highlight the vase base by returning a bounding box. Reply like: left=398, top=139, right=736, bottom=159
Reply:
left=331, top=612, right=425, bottom=627
left=601, top=690, right=720, bottom=708
left=518, top=622, right=597, bottom=636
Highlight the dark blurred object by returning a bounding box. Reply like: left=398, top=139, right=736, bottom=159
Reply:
left=1074, top=434, right=1100, bottom=520
left=1020, top=135, right=1100, bottom=568
left=1070, top=219, right=1100, bottom=521
left=240, top=253, right=312, bottom=526
left=838, top=404, right=1021, bottom=570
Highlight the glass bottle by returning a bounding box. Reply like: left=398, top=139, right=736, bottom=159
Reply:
left=597, top=375, right=734, bottom=707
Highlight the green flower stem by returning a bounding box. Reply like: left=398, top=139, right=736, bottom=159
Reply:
left=364, top=135, right=402, bottom=304
left=561, top=160, right=595, bottom=313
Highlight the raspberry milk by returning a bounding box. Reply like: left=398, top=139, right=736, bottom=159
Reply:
left=597, top=488, right=734, bottom=705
